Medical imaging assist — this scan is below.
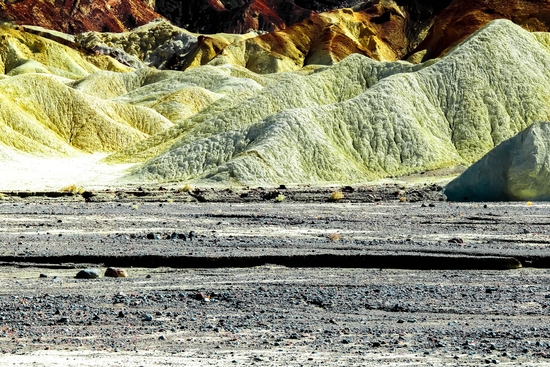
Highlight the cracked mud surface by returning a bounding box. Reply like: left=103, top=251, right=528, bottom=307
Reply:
left=1, top=193, right=550, bottom=365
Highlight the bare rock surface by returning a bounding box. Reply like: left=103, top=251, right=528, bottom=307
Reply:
left=413, top=0, right=550, bottom=60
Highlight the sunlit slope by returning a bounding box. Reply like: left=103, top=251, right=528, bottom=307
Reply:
left=209, top=8, right=408, bottom=73
left=107, top=55, right=423, bottom=165
left=74, top=65, right=272, bottom=128
left=75, top=20, right=258, bottom=70
left=115, top=20, right=550, bottom=185
left=0, top=26, right=174, bottom=156
left=0, top=74, right=172, bottom=154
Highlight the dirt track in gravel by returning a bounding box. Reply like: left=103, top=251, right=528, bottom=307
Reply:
left=1, top=186, right=550, bottom=366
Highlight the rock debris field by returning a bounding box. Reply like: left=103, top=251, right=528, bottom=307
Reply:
left=1, top=190, right=550, bottom=366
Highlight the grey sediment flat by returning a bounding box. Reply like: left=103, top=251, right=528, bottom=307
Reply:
left=0, top=200, right=548, bottom=268
left=1, top=199, right=550, bottom=365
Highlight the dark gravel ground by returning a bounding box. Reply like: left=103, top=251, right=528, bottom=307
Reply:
left=2, top=267, right=550, bottom=366
left=1, top=185, right=550, bottom=365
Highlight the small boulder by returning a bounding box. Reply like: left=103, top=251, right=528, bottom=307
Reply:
left=75, top=269, right=100, bottom=279
left=104, top=267, right=128, bottom=278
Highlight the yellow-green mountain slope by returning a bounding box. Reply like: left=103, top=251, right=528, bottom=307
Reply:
left=113, top=20, right=550, bottom=186
left=0, top=26, right=172, bottom=156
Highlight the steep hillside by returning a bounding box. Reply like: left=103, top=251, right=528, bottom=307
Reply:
left=153, top=0, right=345, bottom=34
left=72, top=3, right=440, bottom=74
left=446, top=122, right=550, bottom=201
left=3, top=19, right=550, bottom=189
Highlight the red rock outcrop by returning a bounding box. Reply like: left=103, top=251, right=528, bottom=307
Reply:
left=176, top=1, right=448, bottom=72
left=0, top=0, right=162, bottom=34
left=413, top=0, right=550, bottom=60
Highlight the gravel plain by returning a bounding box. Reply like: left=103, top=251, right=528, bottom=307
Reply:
left=1, top=185, right=550, bottom=366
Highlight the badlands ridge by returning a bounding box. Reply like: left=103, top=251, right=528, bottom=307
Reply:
left=1, top=1, right=550, bottom=199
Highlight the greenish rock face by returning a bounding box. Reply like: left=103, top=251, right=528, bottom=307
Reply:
left=445, top=122, right=550, bottom=201
left=115, top=19, right=550, bottom=186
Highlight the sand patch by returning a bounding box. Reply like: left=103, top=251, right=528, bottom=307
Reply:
left=0, top=153, right=136, bottom=191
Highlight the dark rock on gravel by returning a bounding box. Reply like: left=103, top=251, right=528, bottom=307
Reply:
left=75, top=269, right=100, bottom=279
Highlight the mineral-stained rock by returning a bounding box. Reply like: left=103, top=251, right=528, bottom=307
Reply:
left=5, top=17, right=550, bottom=188
left=207, top=6, right=415, bottom=73
left=0, top=25, right=130, bottom=78
left=74, top=20, right=258, bottom=71
left=154, top=0, right=321, bottom=34
left=0, top=0, right=162, bottom=34
left=445, top=122, right=550, bottom=202
left=152, top=0, right=449, bottom=36
left=73, top=3, right=442, bottom=74
left=105, top=267, right=129, bottom=277
left=0, top=73, right=172, bottom=154
left=109, top=20, right=550, bottom=186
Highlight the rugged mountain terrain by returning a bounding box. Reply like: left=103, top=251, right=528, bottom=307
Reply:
left=153, top=0, right=363, bottom=34
left=3, top=2, right=550, bottom=192
left=4, top=1, right=550, bottom=71
left=2, top=19, right=550, bottom=188
left=107, top=20, right=550, bottom=186
left=69, top=1, right=441, bottom=74
left=411, top=0, right=550, bottom=60
left=0, top=25, right=171, bottom=157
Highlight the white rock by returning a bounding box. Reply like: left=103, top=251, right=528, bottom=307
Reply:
left=445, top=122, right=550, bottom=201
